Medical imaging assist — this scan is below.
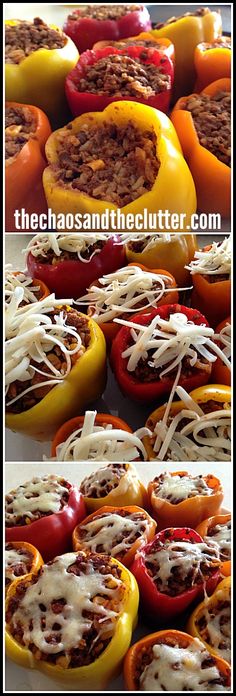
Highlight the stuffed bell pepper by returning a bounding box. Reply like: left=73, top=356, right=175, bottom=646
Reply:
left=43, top=101, right=197, bottom=232
left=196, top=513, right=231, bottom=578
left=5, top=541, right=43, bottom=597
left=144, top=384, right=231, bottom=462
left=5, top=550, right=139, bottom=688
left=5, top=291, right=106, bottom=440
left=63, top=4, right=151, bottom=53
left=5, top=266, right=50, bottom=306
left=5, top=473, right=86, bottom=562
left=92, top=31, right=174, bottom=63
left=211, top=318, right=231, bottom=386
left=194, top=36, right=231, bottom=91
left=187, top=577, right=231, bottom=665
left=186, top=237, right=231, bottom=327
left=5, top=102, right=51, bottom=233
left=5, top=18, right=78, bottom=125
left=124, top=233, right=198, bottom=287
left=79, top=462, right=148, bottom=513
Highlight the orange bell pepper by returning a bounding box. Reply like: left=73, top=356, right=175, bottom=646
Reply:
left=92, top=32, right=175, bottom=63
left=5, top=102, right=51, bottom=233
left=80, top=463, right=148, bottom=513
left=189, top=245, right=231, bottom=328
left=148, top=471, right=223, bottom=530
left=171, top=78, right=231, bottom=217
left=196, top=513, right=231, bottom=578
left=72, top=505, right=156, bottom=568
left=124, top=629, right=231, bottom=690
left=186, top=577, right=231, bottom=664
left=194, top=37, right=231, bottom=91
left=5, top=540, right=43, bottom=597
left=51, top=413, right=133, bottom=457
left=211, top=317, right=231, bottom=384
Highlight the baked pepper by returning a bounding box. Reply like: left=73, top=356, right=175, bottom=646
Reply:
left=171, top=78, right=231, bottom=217
left=144, top=383, right=231, bottom=461
left=72, top=505, right=157, bottom=567
left=5, top=102, right=51, bottom=233
left=125, top=233, right=198, bottom=287
left=124, top=629, right=231, bottom=690
left=148, top=472, right=223, bottom=530
left=194, top=37, right=231, bottom=91
left=186, top=577, right=231, bottom=663
left=43, top=101, right=197, bottom=232
left=211, top=317, right=231, bottom=385
left=152, top=8, right=222, bottom=101
left=63, top=5, right=151, bottom=53
left=130, top=527, right=221, bottom=622
left=5, top=478, right=86, bottom=562
left=5, top=554, right=139, bottom=688
left=65, top=45, right=174, bottom=117
left=110, top=304, right=211, bottom=405
left=196, top=513, right=231, bottom=578
left=188, top=244, right=231, bottom=328
left=5, top=541, right=43, bottom=597
left=6, top=309, right=107, bottom=442
left=5, top=20, right=79, bottom=126
left=80, top=463, right=148, bottom=513
left=92, top=32, right=175, bottom=63
left=26, top=234, right=126, bottom=300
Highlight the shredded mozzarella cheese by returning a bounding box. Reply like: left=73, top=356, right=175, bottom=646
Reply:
left=24, top=233, right=108, bottom=262
left=5, top=474, right=69, bottom=524
left=185, top=237, right=231, bottom=275
left=205, top=523, right=231, bottom=561
left=145, top=539, right=220, bottom=589
left=79, top=512, right=149, bottom=556
left=202, top=601, right=231, bottom=663
left=214, top=322, right=231, bottom=360
left=80, top=463, right=141, bottom=498
left=120, top=233, right=175, bottom=246
left=153, top=472, right=212, bottom=502
left=5, top=265, right=40, bottom=305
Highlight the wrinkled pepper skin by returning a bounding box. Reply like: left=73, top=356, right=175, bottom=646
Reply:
left=5, top=21, right=79, bottom=126
left=5, top=541, right=44, bottom=597
left=196, top=514, right=231, bottom=577
left=152, top=10, right=222, bottom=101
left=6, top=311, right=107, bottom=441
left=65, top=46, right=174, bottom=117
left=148, top=472, right=223, bottom=530
left=92, top=32, right=175, bottom=63
left=5, top=102, right=51, bottom=233
left=51, top=413, right=134, bottom=458
left=211, top=317, right=231, bottom=385
left=171, top=79, right=231, bottom=217
left=5, top=556, right=139, bottom=688
left=81, top=463, right=148, bottom=514
left=43, top=101, right=197, bottom=233
left=26, top=234, right=126, bottom=300
left=125, top=234, right=198, bottom=287
left=124, top=629, right=231, bottom=690
left=63, top=5, right=151, bottom=53
left=186, top=577, right=231, bottom=661
left=194, top=38, right=231, bottom=91
left=5, top=483, right=86, bottom=562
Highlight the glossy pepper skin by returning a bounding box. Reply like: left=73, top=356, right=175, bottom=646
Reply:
left=196, top=513, right=231, bottom=577
left=211, top=317, right=231, bottom=386
left=148, top=472, right=223, bottom=530
left=5, top=556, right=139, bottom=688
left=26, top=235, right=126, bottom=300
left=190, top=247, right=231, bottom=328
left=80, top=463, right=148, bottom=514
left=5, top=541, right=44, bottom=597
left=73, top=505, right=157, bottom=568
left=5, top=482, right=86, bottom=562
left=65, top=45, right=174, bottom=117
left=110, top=304, right=211, bottom=405
left=63, top=5, right=151, bottom=53
left=124, top=629, right=231, bottom=690
left=92, top=32, right=175, bottom=64
left=5, top=20, right=79, bottom=126
left=130, top=527, right=221, bottom=622
left=171, top=78, right=231, bottom=217
left=125, top=234, right=198, bottom=287
left=6, top=310, right=107, bottom=441
left=43, top=101, right=197, bottom=233
left=52, top=413, right=133, bottom=456
left=5, top=102, right=51, bottom=233
left=144, top=384, right=231, bottom=460
left=194, top=38, right=231, bottom=91
left=88, top=263, right=179, bottom=346
left=186, top=577, right=231, bottom=661
left=152, top=10, right=222, bottom=102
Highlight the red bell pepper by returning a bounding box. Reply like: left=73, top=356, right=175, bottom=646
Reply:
left=5, top=479, right=86, bottom=563
left=63, top=5, right=151, bottom=53
left=26, top=234, right=125, bottom=300
left=130, top=527, right=221, bottom=622
left=110, top=304, right=211, bottom=404
left=65, top=45, right=174, bottom=117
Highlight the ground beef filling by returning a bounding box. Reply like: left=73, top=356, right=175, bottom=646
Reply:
left=5, top=106, right=36, bottom=159
left=80, top=463, right=128, bottom=498
left=5, top=544, right=34, bottom=587
left=203, top=273, right=230, bottom=283
left=183, top=92, right=231, bottom=166
left=151, top=473, right=212, bottom=504
left=78, top=509, right=148, bottom=557
left=202, top=38, right=231, bottom=50
left=111, top=39, right=166, bottom=50
left=77, top=54, right=170, bottom=97
left=5, top=477, right=71, bottom=527
left=207, top=521, right=231, bottom=561
left=54, top=122, right=159, bottom=206
left=68, top=5, right=142, bottom=21
left=6, top=553, right=124, bottom=668
left=6, top=308, right=90, bottom=414
left=34, top=240, right=106, bottom=265
left=5, top=17, right=66, bottom=64
left=155, top=7, right=211, bottom=29
left=127, top=236, right=154, bottom=253
left=196, top=599, right=230, bottom=655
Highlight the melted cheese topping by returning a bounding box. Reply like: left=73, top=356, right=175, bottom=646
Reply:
left=80, top=462, right=140, bottom=498
left=153, top=472, right=212, bottom=502
left=185, top=238, right=231, bottom=275
left=5, top=291, right=82, bottom=406
left=79, top=512, right=148, bottom=555
left=145, top=540, right=220, bottom=590
left=5, top=548, right=31, bottom=581
left=140, top=639, right=229, bottom=691
left=5, top=475, right=69, bottom=524
left=205, top=523, right=231, bottom=560
left=24, top=233, right=108, bottom=261
left=76, top=266, right=181, bottom=323
left=11, top=553, right=123, bottom=655
left=215, top=322, right=231, bottom=360
left=5, top=265, right=40, bottom=305
left=202, top=602, right=231, bottom=663
left=49, top=411, right=150, bottom=462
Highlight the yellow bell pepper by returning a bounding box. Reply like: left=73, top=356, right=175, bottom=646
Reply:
left=43, top=100, right=197, bottom=232
left=5, top=20, right=79, bottom=126
left=125, top=233, right=198, bottom=286
left=5, top=556, right=139, bottom=688
left=6, top=309, right=107, bottom=441
left=186, top=577, right=231, bottom=663
left=152, top=9, right=222, bottom=102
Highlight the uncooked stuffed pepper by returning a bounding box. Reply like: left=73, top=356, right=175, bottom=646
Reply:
left=212, top=317, right=231, bottom=386
left=79, top=462, right=148, bottom=513
left=186, top=237, right=231, bottom=327
left=5, top=267, right=50, bottom=306
left=124, top=233, right=198, bottom=287
left=92, top=31, right=174, bottom=63
left=194, top=36, right=231, bottom=91
left=187, top=576, right=231, bottom=664
left=63, top=4, right=151, bottom=53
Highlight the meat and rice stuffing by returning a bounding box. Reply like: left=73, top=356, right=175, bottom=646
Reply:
left=68, top=5, right=143, bottom=21
left=77, top=54, right=170, bottom=97
left=5, top=17, right=66, bottom=64
left=5, top=105, right=36, bottom=159
left=5, top=543, right=34, bottom=589
left=155, top=7, right=213, bottom=29
left=183, top=92, right=231, bottom=166
left=5, top=474, right=71, bottom=527
left=80, top=463, right=129, bottom=498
